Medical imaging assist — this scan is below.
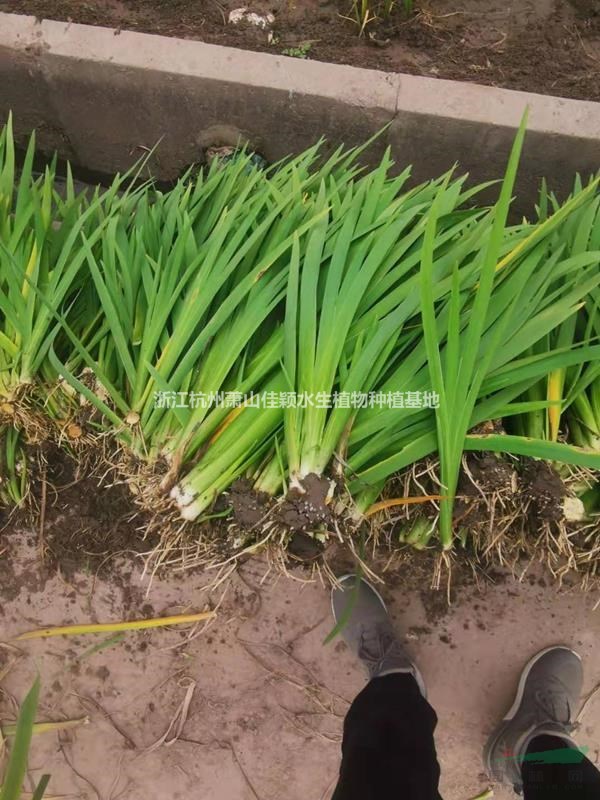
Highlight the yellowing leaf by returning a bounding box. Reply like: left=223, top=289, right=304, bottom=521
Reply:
left=15, top=611, right=215, bottom=640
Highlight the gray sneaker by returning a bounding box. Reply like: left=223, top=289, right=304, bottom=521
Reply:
left=484, top=645, right=583, bottom=790
left=331, top=575, right=426, bottom=695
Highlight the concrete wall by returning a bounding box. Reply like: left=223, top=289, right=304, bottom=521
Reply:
left=1, top=12, right=599, bottom=213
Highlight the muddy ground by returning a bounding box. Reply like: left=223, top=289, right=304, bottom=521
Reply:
left=1, top=0, right=600, bottom=102
left=1, top=528, right=600, bottom=800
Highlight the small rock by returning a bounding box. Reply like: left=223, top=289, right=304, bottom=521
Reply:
left=563, top=496, right=586, bottom=522
left=228, top=7, right=275, bottom=29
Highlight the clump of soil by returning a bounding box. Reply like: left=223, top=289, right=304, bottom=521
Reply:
left=277, top=473, right=333, bottom=531
left=21, top=444, right=157, bottom=579
left=227, top=479, right=271, bottom=528
left=224, top=478, right=332, bottom=563
left=287, top=530, right=325, bottom=563
left=520, top=460, right=565, bottom=523
left=452, top=454, right=570, bottom=532
left=454, top=454, right=516, bottom=528
left=467, top=454, right=516, bottom=493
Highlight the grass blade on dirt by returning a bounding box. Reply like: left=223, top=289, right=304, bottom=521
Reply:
left=0, top=677, right=40, bottom=800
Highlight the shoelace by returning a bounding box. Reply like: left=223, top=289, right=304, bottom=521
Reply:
left=534, top=680, right=575, bottom=730
left=357, top=625, right=400, bottom=672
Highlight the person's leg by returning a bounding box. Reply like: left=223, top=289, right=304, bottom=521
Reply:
left=484, top=646, right=600, bottom=798
left=332, top=673, right=442, bottom=800
left=331, top=576, right=442, bottom=800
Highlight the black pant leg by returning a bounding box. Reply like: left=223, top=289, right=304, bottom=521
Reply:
left=332, top=673, right=443, bottom=800
left=522, top=734, right=600, bottom=800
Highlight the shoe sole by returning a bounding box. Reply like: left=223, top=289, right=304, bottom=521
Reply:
left=331, top=574, right=427, bottom=696
left=483, top=645, right=581, bottom=777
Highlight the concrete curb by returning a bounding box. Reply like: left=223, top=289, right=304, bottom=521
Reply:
left=1, top=11, right=599, bottom=209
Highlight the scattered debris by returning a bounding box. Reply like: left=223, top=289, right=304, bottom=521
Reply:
left=143, top=678, right=196, bottom=753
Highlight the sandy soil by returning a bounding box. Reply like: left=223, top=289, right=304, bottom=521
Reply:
left=1, top=531, right=600, bottom=800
